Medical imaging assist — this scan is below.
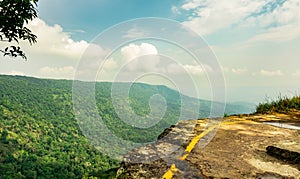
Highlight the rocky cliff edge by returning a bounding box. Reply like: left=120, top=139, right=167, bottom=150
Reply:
left=116, top=110, right=300, bottom=179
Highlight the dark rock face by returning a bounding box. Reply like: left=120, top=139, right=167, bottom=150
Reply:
left=266, top=146, right=300, bottom=164
left=157, top=125, right=176, bottom=140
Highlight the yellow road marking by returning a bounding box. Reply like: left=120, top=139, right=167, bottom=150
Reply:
left=161, top=119, right=259, bottom=178
left=179, top=153, right=189, bottom=161
left=185, top=124, right=219, bottom=153
left=162, top=164, right=179, bottom=179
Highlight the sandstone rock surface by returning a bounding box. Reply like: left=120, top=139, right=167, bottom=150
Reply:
left=116, top=111, right=300, bottom=178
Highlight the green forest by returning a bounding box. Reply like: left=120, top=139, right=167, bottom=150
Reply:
left=0, top=75, right=253, bottom=178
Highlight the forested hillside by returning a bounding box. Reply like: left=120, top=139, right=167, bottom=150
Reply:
left=0, top=76, right=117, bottom=178
left=0, top=75, right=253, bottom=178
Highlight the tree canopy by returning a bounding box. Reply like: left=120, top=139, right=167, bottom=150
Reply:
left=0, top=75, right=254, bottom=177
left=0, top=0, right=38, bottom=59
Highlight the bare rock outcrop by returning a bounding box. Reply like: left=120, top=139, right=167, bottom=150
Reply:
left=116, top=111, right=300, bottom=178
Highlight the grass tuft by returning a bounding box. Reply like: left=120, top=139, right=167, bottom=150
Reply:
left=255, top=95, right=300, bottom=114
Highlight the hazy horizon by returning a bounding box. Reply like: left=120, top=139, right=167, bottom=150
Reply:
left=1, top=0, right=299, bottom=104
left=0, top=73, right=270, bottom=105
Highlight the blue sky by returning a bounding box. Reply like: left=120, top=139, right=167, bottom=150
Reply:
left=1, top=0, right=300, bottom=103
left=38, top=0, right=183, bottom=41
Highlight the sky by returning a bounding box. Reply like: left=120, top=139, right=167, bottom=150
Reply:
left=1, top=0, right=300, bottom=103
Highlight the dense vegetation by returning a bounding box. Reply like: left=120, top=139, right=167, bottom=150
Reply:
left=0, top=75, right=253, bottom=178
left=256, top=95, right=300, bottom=114
left=0, top=76, right=117, bottom=178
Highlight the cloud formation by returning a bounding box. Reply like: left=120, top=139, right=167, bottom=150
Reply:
left=167, top=64, right=212, bottom=75
left=120, top=43, right=160, bottom=72
left=123, top=28, right=149, bottom=39
left=103, top=43, right=212, bottom=76
left=221, top=66, right=248, bottom=74
left=39, top=66, right=75, bottom=79
left=180, top=0, right=264, bottom=35
left=292, top=69, right=300, bottom=76
left=6, top=70, right=26, bottom=76
left=259, top=69, right=284, bottom=76
left=179, top=0, right=300, bottom=42
left=24, top=18, right=89, bottom=59
left=121, top=43, right=158, bottom=61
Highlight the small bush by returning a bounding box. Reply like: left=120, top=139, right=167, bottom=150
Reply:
left=256, top=95, right=300, bottom=114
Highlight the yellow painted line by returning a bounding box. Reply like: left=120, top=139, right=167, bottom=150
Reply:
left=162, top=164, right=179, bottom=179
left=162, top=119, right=259, bottom=179
left=185, top=124, right=219, bottom=153
left=179, top=153, right=189, bottom=161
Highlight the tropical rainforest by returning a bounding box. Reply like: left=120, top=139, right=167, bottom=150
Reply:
left=0, top=75, right=253, bottom=178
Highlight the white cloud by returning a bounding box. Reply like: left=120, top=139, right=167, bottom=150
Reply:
left=38, top=66, right=75, bottom=79
left=23, top=18, right=89, bottom=59
left=117, top=43, right=212, bottom=75
left=71, top=29, right=86, bottom=34
left=231, top=68, right=247, bottom=74
left=123, top=28, right=149, bottom=39
left=6, top=70, right=26, bottom=76
left=166, top=63, right=187, bottom=74
left=292, top=69, right=300, bottom=76
left=171, top=6, right=181, bottom=15
left=181, top=0, right=203, bottom=10
left=221, top=66, right=247, bottom=74
left=180, top=0, right=265, bottom=35
left=245, top=0, right=300, bottom=42
left=179, top=0, right=300, bottom=42
left=96, top=43, right=162, bottom=81
left=121, top=43, right=158, bottom=60
left=246, top=22, right=300, bottom=43
left=75, top=43, right=111, bottom=79
left=167, top=63, right=211, bottom=75
left=183, top=65, right=206, bottom=75
left=0, top=18, right=111, bottom=81
left=100, top=42, right=213, bottom=78
left=119, top=43, right=160, bottom=72
left=246, top=0, right=300, bottom=27
left=259, top=69, right=283, bottom=76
